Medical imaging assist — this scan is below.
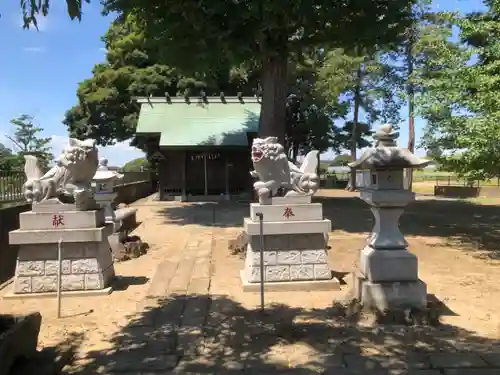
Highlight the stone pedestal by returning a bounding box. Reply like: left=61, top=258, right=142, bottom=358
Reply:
left=94, top=191, right=118, bottom=224
left=7, top=201, right=115, bottom=298
left=354, top=189, right=427, bottom=310
left=240, top=196, right=340, bottom=291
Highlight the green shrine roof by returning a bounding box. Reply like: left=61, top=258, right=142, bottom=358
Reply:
left=135, top=97, right=261, bottom=147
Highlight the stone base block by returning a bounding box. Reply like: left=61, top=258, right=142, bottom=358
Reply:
left=9, top=224, right=113, bottom=244
left=243, top=233, right=333, bottom=283
left=250, top=203, right=323, bottom=222
left=240, top=270, right=340, bottom=292
left=249, top=233, right=327, bottom=251
left=359, top=246, right=418, bottom=282
left=19, top=209, right=105, bottom=230
left=31, top=198, right=100, bottom=213
left=12, top=241, right=114, bottom=295
left=3, top=287, right=113, bottom=300
left=244, top=218, right=331, bottom=235
left=245, top=262, right=333, bottom=282
left=263, top=196, right=312, bottom=205
left=353, top=273, right=427, bottom=310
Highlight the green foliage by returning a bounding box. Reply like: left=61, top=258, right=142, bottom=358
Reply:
left=418, top=6, right=498, bottom=180
left=19, top=0, right=88, bottom=29
left=0, top=143, right=22, bottom=171
left=102, top=0, right=418, bottom=142
left=64, top=14, right=345, bottom=159
left=285, top=51, right=348, bottom=160
left=6, top=114, right=53, bottom=171
left=318, top=48, right=403, bottom=155
left=330, top=154, right=351, bottom=167
left=64, top=14, right=260, bottom=147
left=320, top=49, right=404, bottom=127
left=122, top=157, right=149, bottom=172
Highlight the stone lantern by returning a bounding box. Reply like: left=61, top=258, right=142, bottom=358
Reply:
left=92, top=157, right=124, bottom=226
left=349, top=124, right=430, bottom=310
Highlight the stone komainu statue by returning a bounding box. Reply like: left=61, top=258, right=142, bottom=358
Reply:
left=250, top=137, right=320, bottom=202
left=23, top=138, right=99, bottom=207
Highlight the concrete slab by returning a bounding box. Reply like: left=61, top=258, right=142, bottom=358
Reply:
left=244, top=218, right=331, bottom=235
left=19, top=210, right=105, bottom=230
left=240, top=270, right=340, bottom=292
left=250, top=203, right=323, bottom=222
left=359, top=246, right=419, bottom=282
left=9, top=224, right=113, bottom=244
left=353, top=273, right=427, bottom=310
left=3, top=286, right=113, bottom=299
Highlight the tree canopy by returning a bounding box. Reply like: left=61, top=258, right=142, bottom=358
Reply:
left=101, top=0, right=418, bottom=144
left=18, top=0, right=500, bottom=181
left=418, top=6, right=495, bottom=179
left=64, top=13, right=261, bottom=147
left=2, top=114, right=53, bottom=171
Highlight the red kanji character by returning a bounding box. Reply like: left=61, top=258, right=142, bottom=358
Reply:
left=283, top=207, right=294, bottom=219
left=52, top=214, right=64, bottom=227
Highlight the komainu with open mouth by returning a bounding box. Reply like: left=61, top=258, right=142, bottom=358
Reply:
left=250, top=137, right=319, bottom=203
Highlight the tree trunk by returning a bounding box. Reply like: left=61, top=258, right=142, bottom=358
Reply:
left=406, top=40, right=415, bottom=191
left=292, top=143, right=299, bottom=163
left=259, top=54, right=288, bottom=146
left=346, top=66, right=363, bottom=192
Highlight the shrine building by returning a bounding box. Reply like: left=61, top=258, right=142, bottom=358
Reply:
left=134, top=95, right=261, bottom=201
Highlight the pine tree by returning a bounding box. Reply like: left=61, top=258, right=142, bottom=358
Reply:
left=318, top=48, right=403, bottom=190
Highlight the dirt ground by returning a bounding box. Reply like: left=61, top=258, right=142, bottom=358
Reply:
left=2, top=189, right=500, bottom=372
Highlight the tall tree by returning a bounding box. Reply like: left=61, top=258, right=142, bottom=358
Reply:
left=417, top=10, right=480, bottom=178
left=6, top=114, right=53, bottom=170
left=102, top=0, right=417, bottom=145
left=397, top=0, right=439, bottom=190
left=0, top=143, right=19, bottom=171
left=318, top=48, right=404, bottom=190
left=285, top=51, right=347, bottom=162
left=64, top=14, right=260, bottom=146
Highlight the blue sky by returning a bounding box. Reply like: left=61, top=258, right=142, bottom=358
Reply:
left=0, top=0, right=487, bottom=165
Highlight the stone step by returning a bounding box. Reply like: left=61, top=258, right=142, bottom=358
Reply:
left=9, top=224, right=113, bottom=244
left=244, top=218, right=331, bottom=235
left=250, top=202, right=323, bottom=222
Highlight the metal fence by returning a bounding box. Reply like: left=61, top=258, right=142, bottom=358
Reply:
left=323, top=171, right=500, bottom=188
left=0, top=171, right=26, bottom=203
left=412, top=174, right=500, bottom=187
left=0, top=170, right=152, bottom=204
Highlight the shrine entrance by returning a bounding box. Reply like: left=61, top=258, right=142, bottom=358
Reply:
left=186, top=151, right=227, bottom=196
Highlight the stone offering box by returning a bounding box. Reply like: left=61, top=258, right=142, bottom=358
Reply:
left=240, top=195, right=340, bottom=291
left=7, top=201, right=115, bottom=298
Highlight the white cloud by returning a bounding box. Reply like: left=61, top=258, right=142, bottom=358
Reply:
left=99, top=47, right=107, bottom=52
left=48, top=135, right=145, bottom=167
left=22, top=46, right=46, bottom=53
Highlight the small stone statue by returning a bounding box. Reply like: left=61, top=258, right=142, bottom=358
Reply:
left=23, top=138, right=99, bottom=209
left=249, top=137, right=320, bottom=202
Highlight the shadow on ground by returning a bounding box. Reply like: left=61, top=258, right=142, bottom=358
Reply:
left=157, top=202, right=248, bottom=228
left=317, top=196, right=500, bottom=260
left=157, top=195, right=500, bottom=259
left=59, top=294, right=499, bottom=374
